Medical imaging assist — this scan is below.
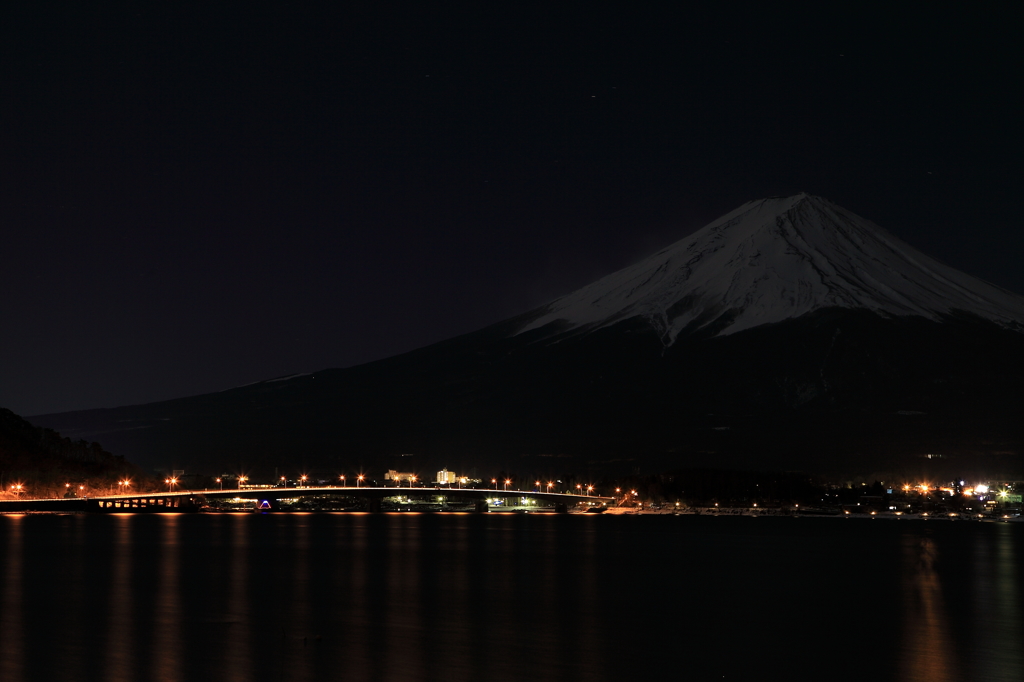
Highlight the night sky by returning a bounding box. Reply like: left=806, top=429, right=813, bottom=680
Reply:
left=3, top=3, right=1022, bottom=416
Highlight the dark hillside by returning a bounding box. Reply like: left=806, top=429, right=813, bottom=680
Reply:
left=27, top=309, right=1024, bottom=481
left=0, top=407, right=139, bottom=496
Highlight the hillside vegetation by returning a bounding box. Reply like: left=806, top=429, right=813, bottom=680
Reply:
left=0, top=407, right=143, bottom=498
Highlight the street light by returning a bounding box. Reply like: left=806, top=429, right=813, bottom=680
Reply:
left=586, top=485, right=594, bottom=496
left=535, top=480, right=541, bottom=492
left=492, top=478, right=497, bottom=490
left=576, top=484, right=582, bottom=495
left=238, top=475, right=248, bottom=489
left=165, top=477, right=178, bottom=492
left=357, top=474, right=364, bottom=488
left=216, top=477, right=223, bottom=490
left=299, top=474, right=308, bottom=488
left=281, top=476, right=287, bottom=488
left=410, top=475, right=417, bottom=488
left=459, top=477, right=467, bottom=489
left=504, top=479, right=511, bottom=491
left=547, top=482, right=554, bottom=493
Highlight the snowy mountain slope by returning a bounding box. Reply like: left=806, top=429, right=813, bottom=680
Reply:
left=516, top=194, right=1024, bottom=343
left=27, top=194, right=1024, bottom=476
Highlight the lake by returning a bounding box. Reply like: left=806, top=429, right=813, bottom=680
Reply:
left=1, top=512, right=1021, bottom=681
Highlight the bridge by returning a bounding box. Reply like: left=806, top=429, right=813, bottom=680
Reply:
left=0, top=486, right=615, bottom=514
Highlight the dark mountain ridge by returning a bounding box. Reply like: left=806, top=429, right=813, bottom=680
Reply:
left=30, top=196, right=1024, bottom=480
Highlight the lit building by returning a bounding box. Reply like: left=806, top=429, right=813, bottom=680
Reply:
left=385, top=470, right=415, bottom=482
left=436, top=468, right=458, bottom=484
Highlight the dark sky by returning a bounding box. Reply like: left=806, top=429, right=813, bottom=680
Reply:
left=3, top=3, right=1022, bottom=416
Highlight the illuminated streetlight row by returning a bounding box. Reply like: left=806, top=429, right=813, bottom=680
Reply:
left=5, top=472, right=609, bottom=498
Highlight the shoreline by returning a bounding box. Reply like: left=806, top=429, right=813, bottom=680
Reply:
left=603, top=506, right=1024, bottom=522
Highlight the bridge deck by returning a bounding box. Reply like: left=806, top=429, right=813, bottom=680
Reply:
left=0, top=487, right=613, bottom=512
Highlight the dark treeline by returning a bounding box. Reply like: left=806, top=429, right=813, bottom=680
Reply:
left=0, top=407, right=145, bottom=496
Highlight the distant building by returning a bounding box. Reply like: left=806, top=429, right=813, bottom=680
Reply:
left=385, top=470, right=415, bottom=483
left=436, top=469, right=458, bottom=484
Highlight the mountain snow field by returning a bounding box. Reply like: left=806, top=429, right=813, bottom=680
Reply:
left=516, top=194, right=1024, bottom=344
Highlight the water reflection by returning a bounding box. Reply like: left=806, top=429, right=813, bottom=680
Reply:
left=221, top=513, right=253, bottom=681
left=3, top=513, right=1022, bottom=682
left=0, top=516, right=25, bottom=681
left=283, top=514, right=312, bottom=680
left=344, top=513, right=371, bottom=677
left=969, top=525, right=1023, bottom=678
left=104, top=514, right=136, bottom=681
left=384, top=514, right=424, bottom=680
left=150, top=514, right=183, bottom=682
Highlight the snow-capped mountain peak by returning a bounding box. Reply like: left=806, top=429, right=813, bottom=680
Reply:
left=516, top=193, right=1024, bottom=343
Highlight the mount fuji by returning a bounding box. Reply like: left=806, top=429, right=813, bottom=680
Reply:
left=30, top=195, right=1024, bottom=478
left=516, top=193, right=1024, bottom=341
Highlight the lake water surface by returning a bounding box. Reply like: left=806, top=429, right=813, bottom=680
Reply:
left=1, top=512, right=1021, bottom=682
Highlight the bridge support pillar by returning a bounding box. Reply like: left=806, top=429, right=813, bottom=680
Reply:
left=368, top=498, right=382, bottom=513
left=554, top=503, right=568, bottom=514
left=475, top=500, right=489, bottom=513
